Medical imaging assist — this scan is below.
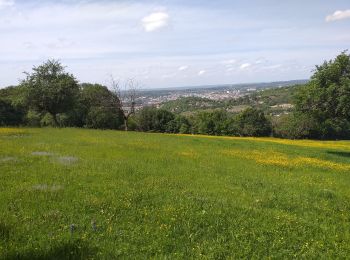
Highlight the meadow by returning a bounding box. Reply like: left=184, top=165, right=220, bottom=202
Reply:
left=1, top=128, right=350, bottom=259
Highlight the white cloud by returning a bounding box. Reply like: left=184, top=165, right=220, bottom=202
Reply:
left=224, top=59, right=237, bottom=64
left=198, top=70, right=206, bottom=76
left=240, top=63, right=251, bottom=69
left=326, top=10, right=350, bottom=22
left=0, top=0, right=14, bottom=9
left=178, top=65, right=188, bottom=71
left=141, top=11, right=170, bottom=32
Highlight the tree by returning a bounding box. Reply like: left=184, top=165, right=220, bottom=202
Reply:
left=232, top=108, right=271, bottom=137
left=294, top=51, right=350, bottom=139
left=137, top=106, right=157, bottom=132
left=79, top=83, right=123, bottom=129
left=153, top=109, right=175, bottom=132
left=22, top=60, right=79, bottom=126
left=110, top=78, right=138, bottom=131
left=0, top=99, right=24, bottom=126
left=166, top=115, right=191, bottom=134
left=0, top=86, right=27, bottom=126
left=136, top=107, right=175, bottom=132
left=272, top=113, right=318, bottom=139
left=193, top=110, right=228, bottom=135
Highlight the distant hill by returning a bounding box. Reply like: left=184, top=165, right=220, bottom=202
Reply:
left=160, top=84, right=304, bottom=116
left=141, top=79, right=309, bottom=93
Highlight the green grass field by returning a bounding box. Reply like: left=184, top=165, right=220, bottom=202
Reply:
left=1, top=128, right=350, bottom=259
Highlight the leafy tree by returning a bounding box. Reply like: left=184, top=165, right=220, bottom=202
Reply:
left=136, top=107, right=175, bottom=132
left=22, top=60, right=79, bottom=126
left=79, top=83, right=123, bottom=129
left=137, top=107, right=157, bottom=132
left=194, top=110, right=229, bottom=135
left=153, top=109, right=175, bottom=132
left=294, top=51, right=350, bottom=139
left=232, top=108, right=271, bottom=137
left=0, top=99, right=24, bottom=126
left=272, top=113, right=318, bottom=139
left=25, top=110, right=41, bottom=127
left=0, top=85, right=27, bottom=126
left=166, top=115, right=191, bottom=134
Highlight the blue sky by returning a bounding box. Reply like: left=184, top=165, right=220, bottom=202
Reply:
left=0, top=0, right=349, bottom=89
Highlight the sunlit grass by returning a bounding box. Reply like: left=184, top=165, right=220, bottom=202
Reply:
left=0, top=127, right=26, bottom=135
left=222, top=149, right=350, bottom=171
left=174, top=133, right=350, bottom=150
left=1, top=128, right=350, bottom=258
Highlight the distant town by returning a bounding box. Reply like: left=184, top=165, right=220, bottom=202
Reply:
left=136, top=80, right=308, bottom=108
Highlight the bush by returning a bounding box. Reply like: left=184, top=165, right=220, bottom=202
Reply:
left=0, top=99, right=24, bottom=126
left=25, top=110, right=41, bottom=127
left=40, top=113, right=55, bottom=127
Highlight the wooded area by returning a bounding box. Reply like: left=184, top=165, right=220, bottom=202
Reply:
left=1, top=52, right=350, bottom=139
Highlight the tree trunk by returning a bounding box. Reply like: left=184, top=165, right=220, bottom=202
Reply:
left=124, top=116, right=128, bottom=131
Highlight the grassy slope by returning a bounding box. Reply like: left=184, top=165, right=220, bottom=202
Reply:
left=1, top=128, right=350, bottom=259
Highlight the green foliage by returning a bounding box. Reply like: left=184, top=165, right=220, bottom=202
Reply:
left=137, top=107, right=175, bottom=132
left=193, top=110, right=229, bottom=135
left=153, top=109, right=175, bottom=132
left=85, top=107, right=121, bottom=129
left=166, top=115, right=191, bottom=134
left=272, top=113, right=318, bottom=139
left=135, top=107, right=272, bottom=137
left=79, top=83, right=123, bottom=129
left=0, top=86, right=27, bottom=126
left=0, top=85, right=27, bottom=108
left=3, top=53, right=350, bottom=140
left=233, top=108, right=272, bottom=137
left=25, top=110, right=41, bottom=127
left=40, top=113, right=55, bottom=127
left=0, top=99, right=24, bottom=126
left=137, top=106, right=158, bottom=132
left=22, top=59, right=79, bottom=125
left=294, top=51, right=350, bottom=139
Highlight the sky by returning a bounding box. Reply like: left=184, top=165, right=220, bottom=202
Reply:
left=0, top=0, right=349, bottom=89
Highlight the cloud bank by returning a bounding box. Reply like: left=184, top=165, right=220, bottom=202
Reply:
left=0, top=0, right=14, bottom=9
left=0, top=1, right=349, bottom=88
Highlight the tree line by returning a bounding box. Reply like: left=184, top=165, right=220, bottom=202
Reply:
left=1, top=52, right=350, bottom=139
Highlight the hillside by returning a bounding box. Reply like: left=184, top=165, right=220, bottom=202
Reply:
left=1, top=128, right=350, bottom=258
left=227, top=85, right=303, bottom=115
left=160, top=85, right=303, bottom=116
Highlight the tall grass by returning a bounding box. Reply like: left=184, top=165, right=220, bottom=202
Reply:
left=1, top=128, right=350, bottom=258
